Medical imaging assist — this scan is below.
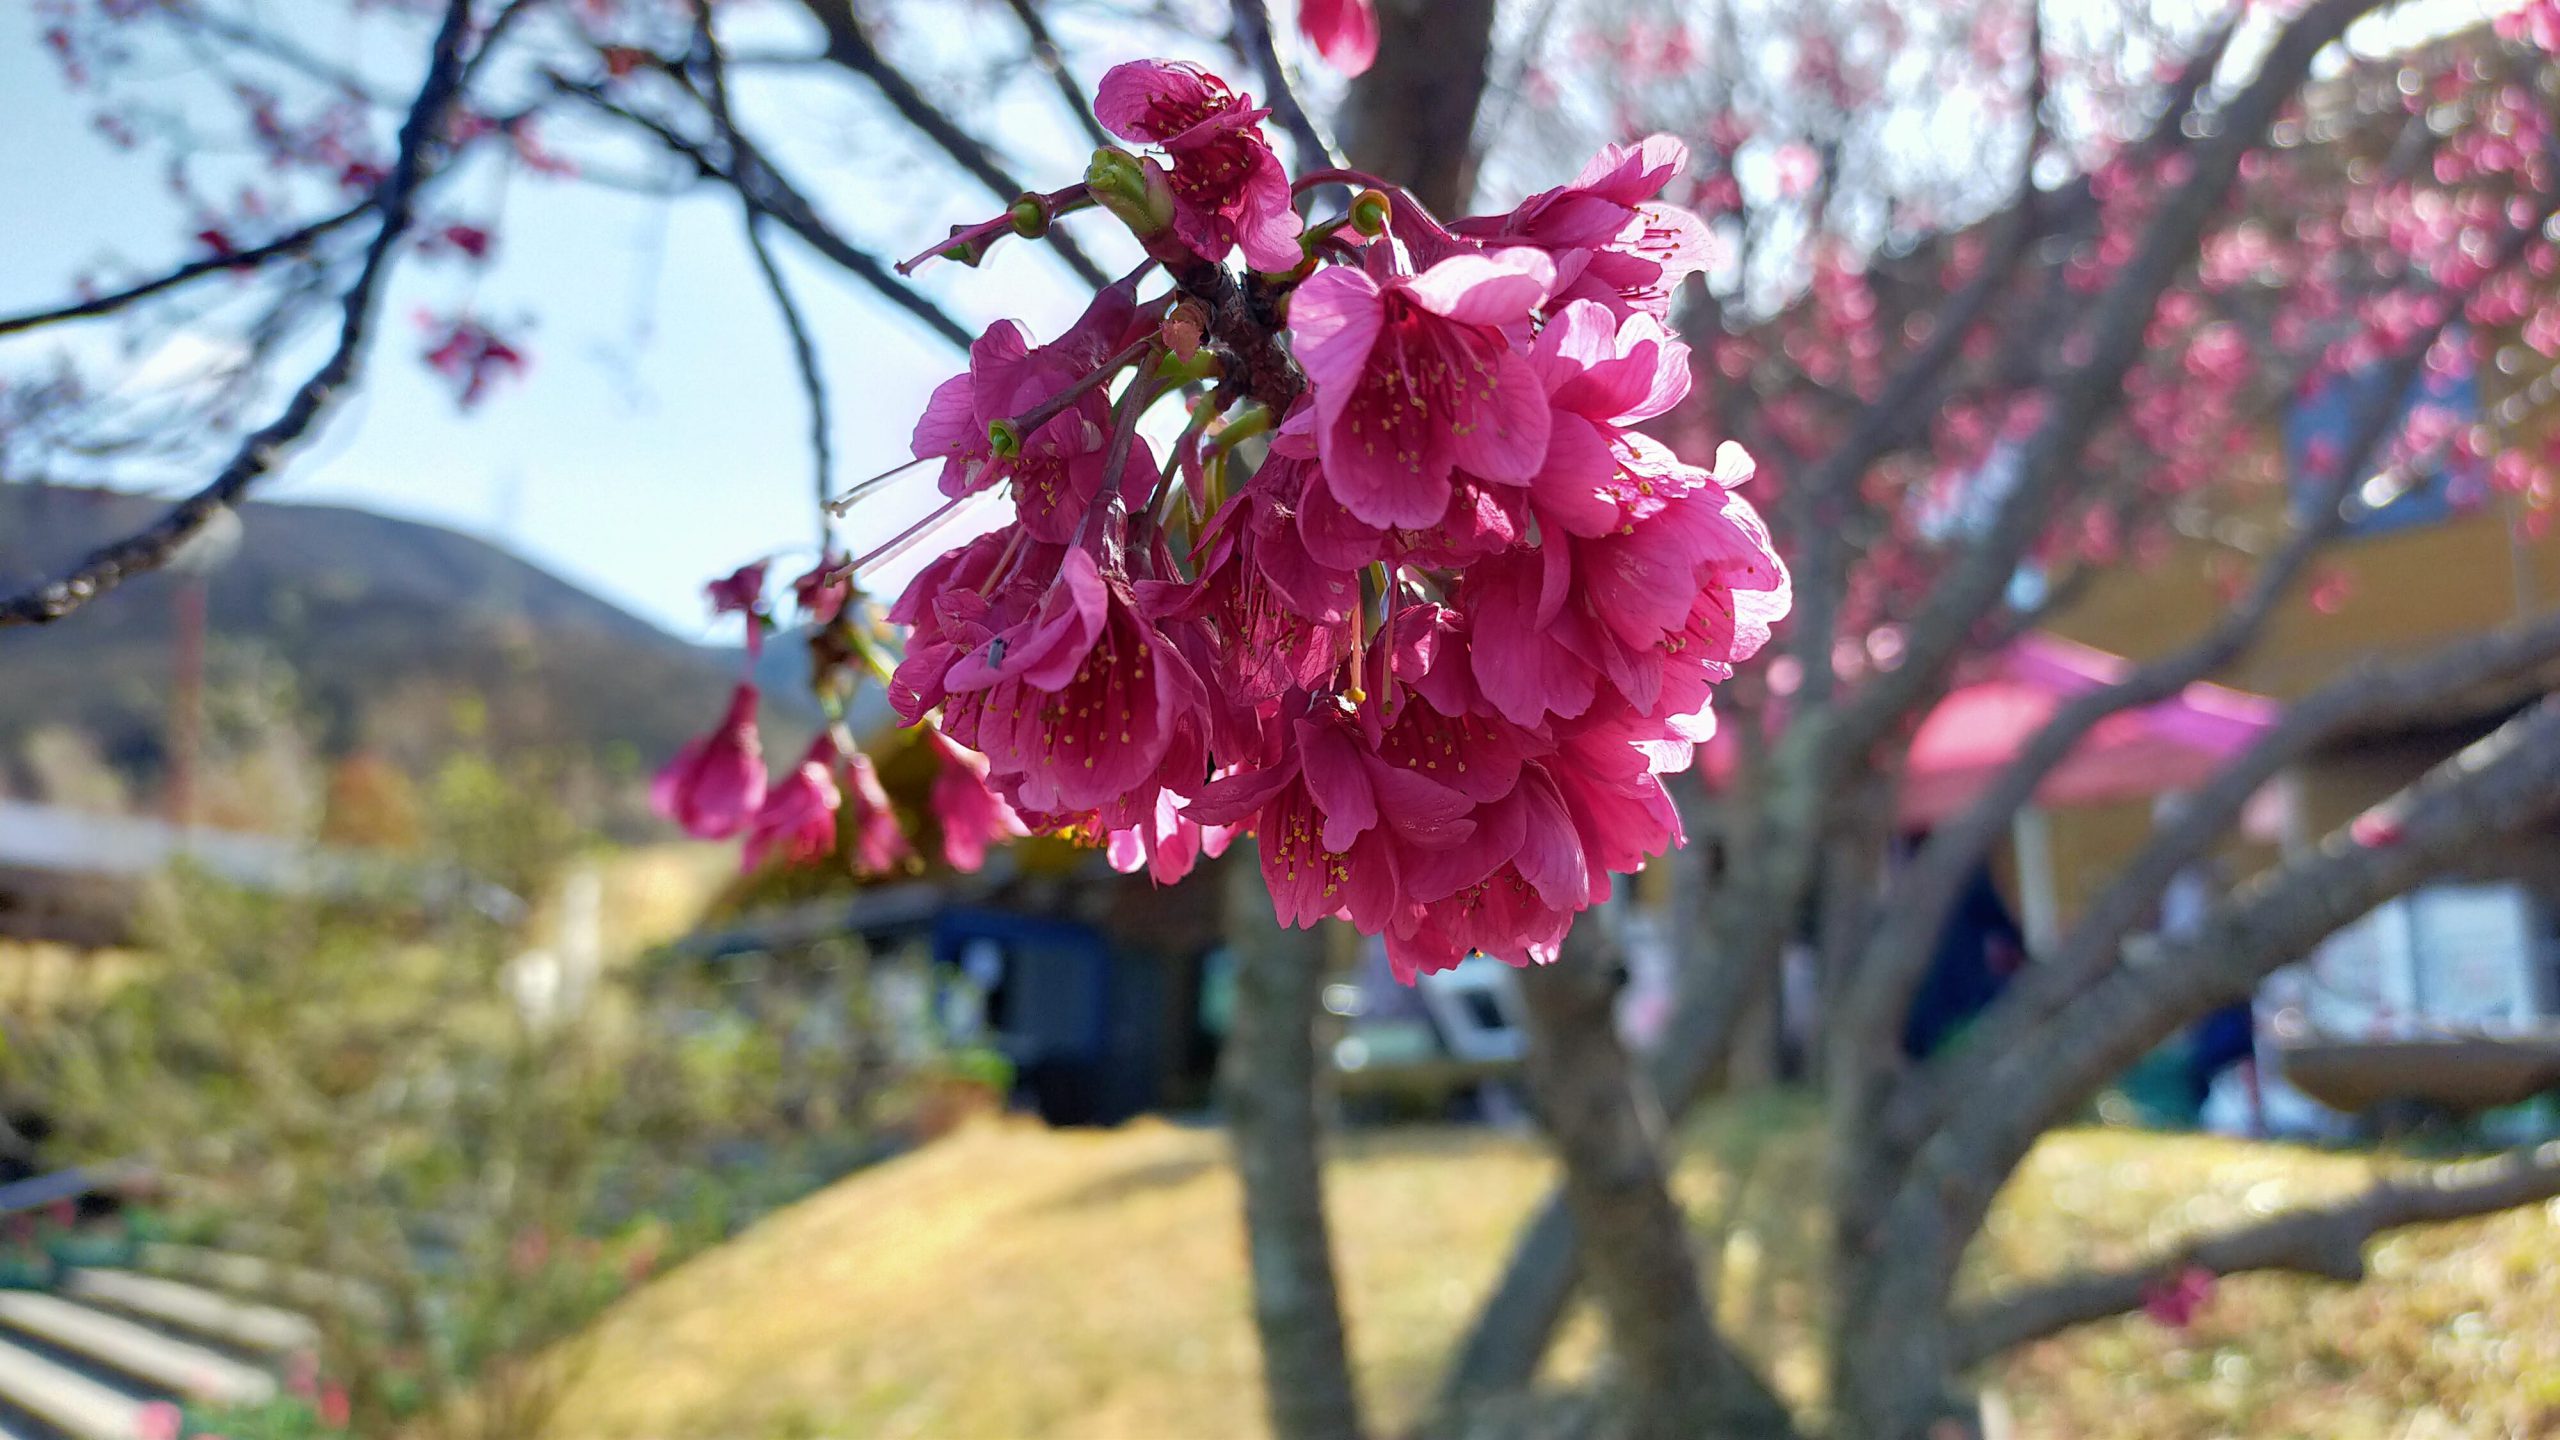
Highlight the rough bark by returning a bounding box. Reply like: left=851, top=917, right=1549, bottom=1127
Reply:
left=1336, top=0, right=1499, bottom=216
left=1219, top=848, right=1365, bottom=1440
left=1441, top=751, right=1822, bottom=1404
left=1512, top=915, right=1798, bottom=1440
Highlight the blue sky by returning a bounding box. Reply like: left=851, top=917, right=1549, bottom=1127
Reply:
left=0, top=2, right=1178, bottom=640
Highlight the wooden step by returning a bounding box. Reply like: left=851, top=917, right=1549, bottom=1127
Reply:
left=0, top=1293, right=273, bottom=1406
left=136, top=1245, right=383, bottom=1323
left=0, top=1335, right=149, bottom=1440
left=63, top=1270, right=316, bottom=1356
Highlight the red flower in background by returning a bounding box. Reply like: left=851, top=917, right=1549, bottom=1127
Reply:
left=743, top=733, right=844, bottom=872
left=652, top=683, right=766, bottom=839
left=2140, top=1265, right=2217, bottom=1329
left=842, top=748, right=913, bottom=875
left=420, top=315, right=527, bottom=409
left=1296, top=0, right=1378, bottom=76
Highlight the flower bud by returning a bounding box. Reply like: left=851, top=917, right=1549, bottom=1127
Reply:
left=1086, top=147, right=1177, bottom=239
left=1162, top=299, right=1209, bottom=360
left=1350, top=188, right=1392, bottom=237
left=1008, top=192, right=1053, bottom=238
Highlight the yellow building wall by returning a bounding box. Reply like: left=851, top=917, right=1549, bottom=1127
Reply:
left=2029, top=491, right=2554, bottom=932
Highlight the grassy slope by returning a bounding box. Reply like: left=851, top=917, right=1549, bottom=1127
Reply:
left=545, top=1108, right=2560, bottom=1439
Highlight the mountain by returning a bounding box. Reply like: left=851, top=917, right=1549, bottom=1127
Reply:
left=0, top=483, right=799, bottom=825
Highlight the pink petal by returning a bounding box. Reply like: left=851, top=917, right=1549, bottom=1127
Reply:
left=1094, top=60, right=1220, bottom=143
left=1403, top=249, right=1557, bottom=327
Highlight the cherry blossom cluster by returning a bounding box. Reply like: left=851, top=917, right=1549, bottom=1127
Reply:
left=657, top=57, right=1786, bottom=981
left=651, top=553, right=1034, bottom=880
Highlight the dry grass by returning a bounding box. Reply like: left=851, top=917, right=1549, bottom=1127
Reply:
left=542, top=1107, right=2560, bottom=1439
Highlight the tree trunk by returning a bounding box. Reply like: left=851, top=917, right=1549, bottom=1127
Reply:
left=1337, top=0, right=1498, bottom=215
left=1437, top=1195, right=1579, bottom=1408
left=1219, top=848, right=1366, bottom=1440
left=1830, top=1244, right=1977, bottom=1440
left=1512, top=914, right=1798, bottom=1440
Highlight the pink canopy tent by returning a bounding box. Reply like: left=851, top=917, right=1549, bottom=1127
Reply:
left=1894, top=633, right=2279, bottom=830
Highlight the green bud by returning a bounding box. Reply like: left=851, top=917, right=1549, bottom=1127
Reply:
left=988, top=418, right=1024, bottom=457
left=1008, top=193, right=1052, bottom=238
left=1086, top=147, right=1177, bottom=238
left=1350, top=188, right=1393, bottom=237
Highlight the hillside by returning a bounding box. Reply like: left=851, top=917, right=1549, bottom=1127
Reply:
left=0, top=483, right=794, bottom=822
left=542, top=1114, right=2560, bottom=1440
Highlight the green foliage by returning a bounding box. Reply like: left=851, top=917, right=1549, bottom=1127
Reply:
left=7, top=754, right=774, bottom=1440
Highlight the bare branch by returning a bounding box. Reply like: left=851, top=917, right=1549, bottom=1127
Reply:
left=1899, top=605, right=2560, bottom=1151
left=1001, top=0, right=1112, bottom=151
left=1230, top=0, right=1343, bottom=171
left=547, top=74, right=973, bottom=349
left=791, top=0, right=1111, bottom=289
left=1952, top=1141, right=2560, bottom=1366
left=1844, top=177, right=2560, bottom=1176
left=0, top=202, right=373, bottom=339
left=0, top=0, right=477, bottom=630
left=690, top=0, right=837, bottom=535
left=1905, top=697, right=2560, bottom=1273
left=1827, top=0, right=2390, bottom=763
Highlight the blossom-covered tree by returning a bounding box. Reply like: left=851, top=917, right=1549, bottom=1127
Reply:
left=10, top=3, right=2560, bottom=1439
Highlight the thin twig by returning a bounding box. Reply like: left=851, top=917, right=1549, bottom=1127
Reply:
left=0, top=202, right=374, bottom=339
left=1000, top=0, right=1111, bottom=150
left=0, top=0, right=477, bottom=630
left=793, top=0, right=1111, bottom=288
left=1952, top=1139, right=2560, bottom=1366
left=1229, top=0, right=1342, bottom=171
left=690, top=0, right=839, bottom=540
left=547, top=73, right=973, bottom=349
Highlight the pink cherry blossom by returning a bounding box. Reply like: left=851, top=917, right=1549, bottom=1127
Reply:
left=942, top=548, right=1210, bottom=822
left=1290, top=249, right=1558, bottom=528
left=1296, top=0, right=1378, bottom=76
left=652, top=683, right=766, bottom=839
left=842, top=747, right=913, bottom=875
left=1456, top=135, right=1719, bottom=320
left=2499, top=0, right=2560, bottom=53
left=743, top=733, right=844, bottom=872
left=1105, top=784, right=1237, bottom=885
left=1189, top=705, right=1477, bottom=931
left=792, top=555, right=851, bottom=626
left=2140, top=1265, right=2217, bottom=1329
left=1095, top=61, right=1303, bottom=272
left=706, top=561, right=767, bottom=616
left=911, top=296, right=1156, bottom=544
left=925, top=726, right=1028, bottom=871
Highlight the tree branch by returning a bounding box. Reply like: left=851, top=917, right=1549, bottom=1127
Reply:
left=1899, top=605, right=2560, bottom=1151
left=0, top=202, right=374, bottom=339
left=791, top=0, right=1111, bottom=288
left=691, top=0, right=838, bottom=534
left=1951, top=1140, right=2560, bottom=1367
left=1904, top=696, right=2560, bottom=1280
left=548, top=74, right=973, bottom=349
left=1001, top=0, right=1111, bottom=151
left=0, top=0, right=475, bottom=630
left=1838, top=697, right=2560, bottom=1426
left=1826, top=0, right=2390, bottom=766
left=1230, top=0, right=1343, bottom=171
